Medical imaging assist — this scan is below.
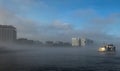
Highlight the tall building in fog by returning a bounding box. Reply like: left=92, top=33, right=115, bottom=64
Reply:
left=72, top=38, right=81, bottom=47
left=0, top=25, right=17, bottom=42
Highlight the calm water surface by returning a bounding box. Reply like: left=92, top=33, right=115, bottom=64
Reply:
left=0, top=45, right=120, bottom=71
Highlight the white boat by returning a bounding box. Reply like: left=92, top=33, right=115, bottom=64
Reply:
left=98, top=44, right=116, bottom=52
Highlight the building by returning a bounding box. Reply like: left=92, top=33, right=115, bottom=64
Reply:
left=16, top=38, right=42, bottom=45
left=72, top=38, right=81, bottom=47
left=81, top=38, right=86, bottom=46
left=0, top=25, right=17, bottom=42
left=72, top=37, right=93, bottom=47
left=81, top=38, right=93, bottom=46
left=16, top=38, right=32, bottom=44
left=54, top=41, right=64, bottom=46
left=45, top=41, right=54, bottom=46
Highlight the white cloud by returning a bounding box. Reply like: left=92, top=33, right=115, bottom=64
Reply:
left=51, top=20, right=73, bottom=31
left=0, top=7, right=73, bottom=41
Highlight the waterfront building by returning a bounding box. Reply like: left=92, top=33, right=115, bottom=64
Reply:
left=0, top=25, right=17, bottom=42
left=81, top=38, right=93, bottom=46
left=46, top=41, right=54, bottom=46
left=72, top=38, right=81, bottom=47
left=16, top=38, right=42, bottom=45
left=81, top=38, right=86, bottom=46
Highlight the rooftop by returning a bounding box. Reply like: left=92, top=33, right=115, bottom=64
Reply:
left=0, top=25, right=16, bottom=29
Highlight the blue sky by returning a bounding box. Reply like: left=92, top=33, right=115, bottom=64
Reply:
left=0, top=0, right=120, bottom=42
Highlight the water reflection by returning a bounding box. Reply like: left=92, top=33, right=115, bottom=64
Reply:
left=99, top=51, right=116, bottom=56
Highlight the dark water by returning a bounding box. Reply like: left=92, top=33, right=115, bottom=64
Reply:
left=0, top=45, right=120, bottom=71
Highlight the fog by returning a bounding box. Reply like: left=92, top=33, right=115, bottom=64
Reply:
left=0, top=0, right=120, bottom=71
left=0, top=43, right=120, bottom=71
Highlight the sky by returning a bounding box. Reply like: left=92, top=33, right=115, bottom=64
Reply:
left=0, top=0, right=120, bottom=43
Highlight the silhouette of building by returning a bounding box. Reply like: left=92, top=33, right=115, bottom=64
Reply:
left=0, top=25, right=17, bottom=42
left=45, top=41, right=54, bottom=46
left=45, top=41, right=71, bottom=46
left=16, top=38, right=42, bottom=45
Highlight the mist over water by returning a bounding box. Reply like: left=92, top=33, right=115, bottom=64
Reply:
left=0, top=44, right=120, bottom=71
left=0, top=0, right=120, bottom=71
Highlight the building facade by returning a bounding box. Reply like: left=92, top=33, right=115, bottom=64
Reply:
left=72, top=38, right=81, bottom=47
left=81, top=38, right=86, bottom=46
left=0, top=25, right=17, bottom=42
left=72, top=37, right=93, bottom=47
left=81, top=38, right=93, bottom=46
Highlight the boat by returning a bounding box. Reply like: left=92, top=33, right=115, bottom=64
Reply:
left=98, top=44, right=116, bottom=52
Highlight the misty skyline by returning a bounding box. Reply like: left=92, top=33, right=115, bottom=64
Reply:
left=0, top=0, right=120, bottom=42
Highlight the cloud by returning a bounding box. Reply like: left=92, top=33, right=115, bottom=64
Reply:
left=72, top=9, right=120, bottom=32
left=51, top=21, right=73, bottom=31
left=90, top=13, right=120, bottom=25
left=68, top=9, right=120, bottom=42
left=88, top=13, right=120, bottom=34
left=0, top=6, right=120, bottom=43
left=0, top=7, right=73, bottom=42
left=0, top=7, right=41, bottom=38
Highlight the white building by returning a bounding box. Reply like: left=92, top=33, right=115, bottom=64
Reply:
left=72, top=38, right=81, bottom=47
left=81, top=38, right=93, bottom=46
left=72, top=37, right=93, bottom=47
left=81, top=38, right=86, bottom=46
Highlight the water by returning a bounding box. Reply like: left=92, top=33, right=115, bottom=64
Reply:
left=0, top=45, right=120, bottom=71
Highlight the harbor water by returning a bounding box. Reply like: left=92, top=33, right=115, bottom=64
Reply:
left=0, top=45, right=120, bottom=71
